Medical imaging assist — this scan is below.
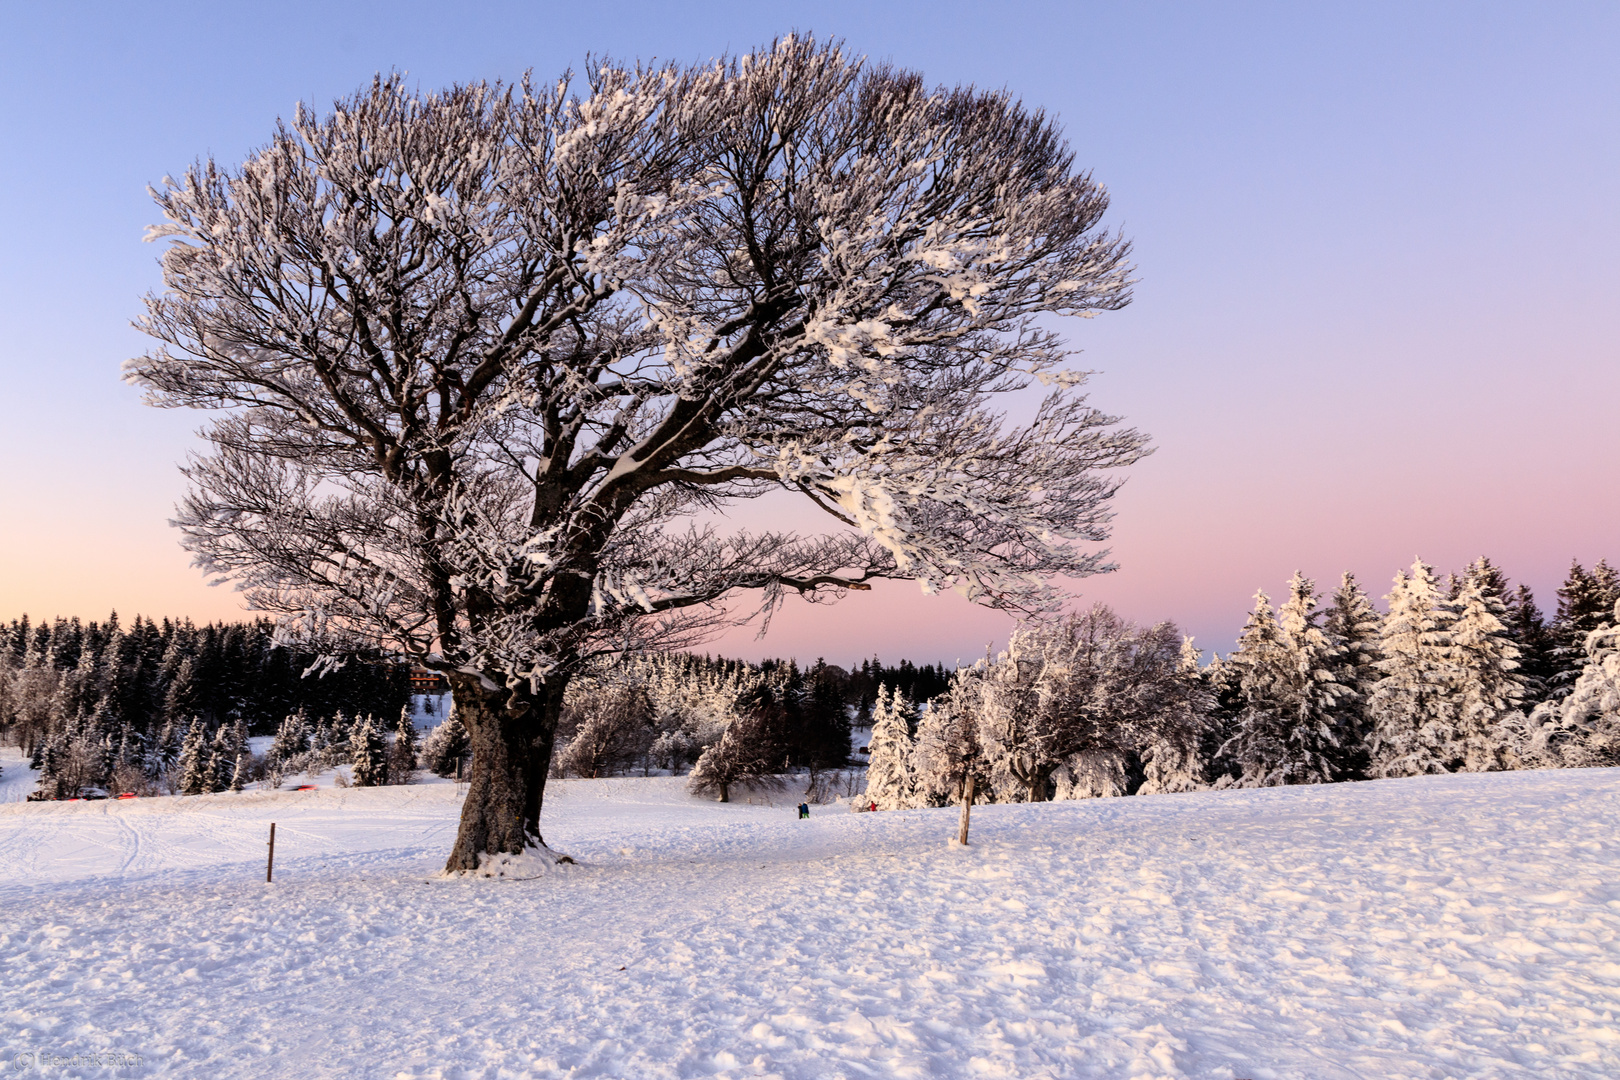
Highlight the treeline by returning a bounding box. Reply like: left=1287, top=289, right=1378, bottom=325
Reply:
left=0, top=613, right=410, bottom=797
left=860, top=556, right=1620, bottom=808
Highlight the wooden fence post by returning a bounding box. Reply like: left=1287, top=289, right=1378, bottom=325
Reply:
left=266, top=822, right=276, bottom=883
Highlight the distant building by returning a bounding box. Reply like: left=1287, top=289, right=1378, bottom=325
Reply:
left=410, top=667, right=447, bottom=693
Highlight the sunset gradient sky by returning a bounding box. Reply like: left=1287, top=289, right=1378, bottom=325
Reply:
left=1, top=1, right=1615, bottom=665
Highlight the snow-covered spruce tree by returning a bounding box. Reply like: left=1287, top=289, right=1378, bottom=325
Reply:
left=389, top=705, right=420, bottom=784
left=1321, top=571, right=1381, bottom=780
left=1214, top=593, right=1287, bottom=783
left=1503, top=583, right=1556, bottom=707
left=863, top=684, right=917, bottom=809
left=127, top=40, right=1146, bottom=873
left=351, top=714, right=388, bottom=787
left=1448, top=557, right=1528, bottom=771
left=1369, top=559, right=1460, bottom=776
left=270, top=710, right=310, bottom=766
left=177, top=719, right=210, bottom=795
left=1221, top=576, right=1348, bottom=787
left=1530, top=599, right=1620, bottom=766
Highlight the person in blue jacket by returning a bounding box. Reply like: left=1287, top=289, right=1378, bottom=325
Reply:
left=797, top=802, right=809, bottom=819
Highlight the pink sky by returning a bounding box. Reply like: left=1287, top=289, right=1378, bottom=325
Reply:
left=1, top=2, right=1615, bottom=662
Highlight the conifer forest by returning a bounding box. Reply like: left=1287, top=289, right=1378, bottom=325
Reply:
left=4, top=555, right=1614, bottom=807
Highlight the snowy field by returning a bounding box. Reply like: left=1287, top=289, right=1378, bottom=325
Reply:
left=2, top=754, right=1618, bottom=1079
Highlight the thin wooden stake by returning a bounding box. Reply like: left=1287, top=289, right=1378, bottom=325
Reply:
left=266, top=822, right=276, bottom=883
left=957, top=773, right=975, bottom=846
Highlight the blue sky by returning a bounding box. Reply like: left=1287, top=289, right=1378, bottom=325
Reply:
left=1, top=1, right=1615, bottom=663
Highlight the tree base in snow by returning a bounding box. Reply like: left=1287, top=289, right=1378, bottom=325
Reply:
left=432, top=845, right=577, bottom=881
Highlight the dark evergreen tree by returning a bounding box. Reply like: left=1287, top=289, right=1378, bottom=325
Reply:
left=1550, top=560, right=1620, bottom=700
left=1503, top=584, right=1555, bottom=705
left=1322, top=571, right=1381, bottom=780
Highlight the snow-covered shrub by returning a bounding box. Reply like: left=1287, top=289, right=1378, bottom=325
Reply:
left=108, top=761, right=158, bottom=798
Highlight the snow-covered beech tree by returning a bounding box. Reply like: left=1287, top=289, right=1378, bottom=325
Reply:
left=686, top=702, right=789, bottom=803
left=863, top=684, right=917, bottom=809
left=1220, top=576, right=1348, bottom=787
left=911, top=668, right=989, bottom=808
left=555, top=678, right=652, bottom=778
left=126, top=39, right=1147, bottom=873
left=1369, top=559, right=1460, bottom=776
left=975, top=607, right=1196, bottom=802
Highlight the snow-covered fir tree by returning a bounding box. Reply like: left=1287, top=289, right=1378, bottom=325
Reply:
left=1369, top=559, right=1461, bottom=776
left=863, top=685, right=917, bottom=810
left=271, top=710, right=310, bottom=765
left=203, top=727, right=230, bottom=794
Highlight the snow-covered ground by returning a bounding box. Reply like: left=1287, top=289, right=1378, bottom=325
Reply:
left=2, top=761, right=1617, bottom=1079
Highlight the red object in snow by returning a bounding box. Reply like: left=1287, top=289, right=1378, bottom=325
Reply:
left=295, top=784, right=318, bottom=791
left=116, top=793, right=138, bottom=800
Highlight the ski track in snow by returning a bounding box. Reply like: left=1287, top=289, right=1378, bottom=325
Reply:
left=1, top=757, right=1618, bottom=1079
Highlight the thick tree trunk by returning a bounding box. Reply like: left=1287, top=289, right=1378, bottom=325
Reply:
left=442, top=672, right=564, bottom=874
left=1026, top=766, right=1052, bottom=803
